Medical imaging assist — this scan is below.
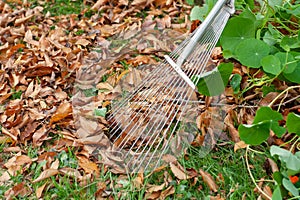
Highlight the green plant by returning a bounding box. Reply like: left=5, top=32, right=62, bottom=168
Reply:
left=270, top=146, right=300, bottom=199
left=220, top=1, right=300, bottom=84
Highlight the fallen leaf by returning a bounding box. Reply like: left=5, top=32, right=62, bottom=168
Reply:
left=32, top=169, right=59, bottom=183
left=35, top=183, right=46, bottom=199
left=262, top=185, right=272, bottom=200
left=234, top=140, right=248, bottom=152
left=170, top=162, right=188, bottom=180
left=49, top=101, right=72, bottom=125
left=78, top=156, right=100, bottom=176
left=199, top=169, right=219, bottom=192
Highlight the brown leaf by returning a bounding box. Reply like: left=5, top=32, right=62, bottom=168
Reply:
left=4, top=182, right=30, bottom=200
left=78, top=156, right=100, bottom=176
left=170, top=162, right=188, bottom=180
left=267, top=158, right=279, bottom=173
left=75, top=38, right=91, bottom=46
left=199, top=169, right=219, bottom=192
left=132, top=173, right=144, bottom=189
left=32, top=169, right=59, bottom=183
left=35, top=183, right=46, bottom=199
left=59, top=168, right=82, bottom=180
left=32, top=125, right=47, bottom=147
left=147, top=183, right=165, bottom=193
left=262, top=185, right=272, bottom=200
left=49, top=101, right=72, bottom=125
left=234, top=140, right=248, bottom=152
left=91, top=0, right=109, bottom=10
left=160, top=185, right=175, bottom=199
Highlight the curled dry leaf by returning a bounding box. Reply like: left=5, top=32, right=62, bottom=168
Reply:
left=199, top=169, right=219, bottom=193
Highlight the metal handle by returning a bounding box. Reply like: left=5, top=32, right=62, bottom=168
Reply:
left=176, top=0, right=235, bottom=67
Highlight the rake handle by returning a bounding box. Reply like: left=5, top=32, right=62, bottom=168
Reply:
left=176, top=0, right=235, bottom=67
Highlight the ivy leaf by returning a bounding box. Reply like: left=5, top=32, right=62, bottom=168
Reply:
left=238, top=121, right=271, bottom=145
left=261, top=55, right=282, bottom=75
left=235, top=38, right=270, bottom=68
left=253, top=107, right=286, bottom=137
left=286, top=112, right=300, bottom=136
left=191, top=62, right=233, bottom=96
left=230, top=74, right=242, bottom=94
left=220, top=17, right=256, bottom=58
left=94, top=107, right=107, bottom=117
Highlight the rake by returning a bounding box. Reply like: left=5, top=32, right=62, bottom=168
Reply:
left=106, top=0, right=235, bottom=173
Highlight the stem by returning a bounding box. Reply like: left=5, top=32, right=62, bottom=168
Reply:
left=245, top=146, right=272, bottom=200
left=268, top=85, right=300, bottom=107
left=290, top=137, right=300, bottom=153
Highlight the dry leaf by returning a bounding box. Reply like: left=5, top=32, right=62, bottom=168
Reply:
left=32, top=169, right=59, bottom=183
left=234, top=140, right=248, bottom=152
left=199, top=169, right=219, bottom=192
left=170, top=162, right=187, bottom=180
left=78, top=156, right=100, bottom=176
left=49, top=101, right=72, bottom=125
left=262, top=185, right=272, bottom=200
left=35, top=183, right=46, bottom=199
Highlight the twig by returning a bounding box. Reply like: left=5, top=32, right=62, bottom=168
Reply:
left=268, top=85, right=300, bottom=108
left=245, top=146, right=272, bottom=200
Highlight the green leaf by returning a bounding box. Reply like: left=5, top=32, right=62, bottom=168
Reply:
left=286, top=112, right=300, bottom=136
left=220, top=17, right=256, bottom=57
left=263, top=24, right=282, bottom=46
left=276, top=52, right=297, bottom=74
left=261, top=55, right=282, bottom=75
left=283, top=60, right=300, bottom=83
left=273, top=171, right=283, bottom=185
left=191, top=62, right=233, bottom=96
left=235, top=38, right=270, bottom=68
left=238, top=121, right=271, bottom=145
left=230, top=74, right=242, bottom=94
left=272, top=185, right=282, bottom=200
left=270, top=146, right=300, bottom=173
left=190, top=6, right=208, bottom=21
left=94, top=107, right=107, bottom=117
left=268, top=0, right=283, bottom=11
left=253, top=107, right=286, bottom=137
left=280, top=36, right=300, bottom=51
left=282, top=178, right=299, bottom=197
left=262, top=85, right=276, bottom=97
left=185, top=0, right=194, bottom=5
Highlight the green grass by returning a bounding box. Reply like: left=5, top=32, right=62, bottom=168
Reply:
left=0, top=139, right=271, bottom=199
left=171, top=143, right=271, bottom=199
left=29, top=0, right=86, bottom=16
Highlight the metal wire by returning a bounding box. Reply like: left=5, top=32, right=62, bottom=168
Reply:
left=107, top=6, right=232, bottom=173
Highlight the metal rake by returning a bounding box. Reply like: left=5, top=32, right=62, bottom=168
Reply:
left=106, top=0, right=235, bottom=173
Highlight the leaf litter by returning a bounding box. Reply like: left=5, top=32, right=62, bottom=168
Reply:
left=0, top=0, right=299, bottom=199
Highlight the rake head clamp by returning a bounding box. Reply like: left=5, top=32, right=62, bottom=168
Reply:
left=104, top=0, right=235, bottom=173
